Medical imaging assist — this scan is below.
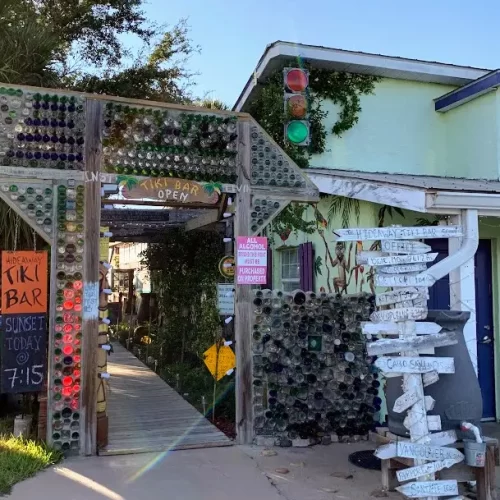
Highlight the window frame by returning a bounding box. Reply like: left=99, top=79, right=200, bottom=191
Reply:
left=279, top=246, right=300, bottom=292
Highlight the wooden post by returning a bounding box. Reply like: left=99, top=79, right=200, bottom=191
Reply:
left=234, top=119, right=253, bottom=444
left=81, top=99, right=103, bottom=456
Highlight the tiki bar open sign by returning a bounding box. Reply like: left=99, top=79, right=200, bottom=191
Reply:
left=1, top=251, right=48, bottom=393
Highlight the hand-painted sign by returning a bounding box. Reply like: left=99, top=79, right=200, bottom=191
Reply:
left=393, top=390, right=420, bottom=413
left=381, top=240, right=431, bottom=254
left=375, top=273, right=434, bottom=287
left=375, top=441, right=464, bottom=462
left=418, top=430, right=457, bottom=447
left=217, top=284, right=234, bottom=315
left=119, top=176, right=220, bottom=204
left=360, top=252, right=438, bottom=266
left=366, top=332, right=457, bottom=356
left=375, top=356, right=455, bottom=374
left=335, top=225, right=462, bottom=241
left=379, top=263, right=427, bottom=274
left=422, top=370, right=440, bottom=387
left=361, top=321, right=441, bottom=336
left=1, top=313, right=46, bottom=393
left=396, top=459, right=457, bottom=483
left=375, top=287, right=429, bottom=307
left=370, top=307, right=428, bottom=322
left=218, top=255, right=235, bottom=279
left=396, top=480, right=458, bottom=498
left=236, top=237, right=267, bottom=285
left=1, top=251, right=48, bottom=314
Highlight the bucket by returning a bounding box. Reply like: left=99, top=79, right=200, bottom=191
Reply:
left=464, top=439, right=486, bottom=467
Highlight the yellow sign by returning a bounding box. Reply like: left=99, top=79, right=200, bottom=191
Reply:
left=218, top=255, right=235, bottom=279
left=203, top=344, right=236, bottom=381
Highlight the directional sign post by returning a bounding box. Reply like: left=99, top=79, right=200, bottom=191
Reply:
left=336, top=224, right=464, bottom=499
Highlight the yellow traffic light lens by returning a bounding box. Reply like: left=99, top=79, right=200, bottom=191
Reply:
left=286, top=121, right=309, bottom=144
left=287, top=95, right=307, bottom=118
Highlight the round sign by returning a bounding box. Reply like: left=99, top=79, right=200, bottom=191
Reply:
left=219, top=255, right=235, bottom=279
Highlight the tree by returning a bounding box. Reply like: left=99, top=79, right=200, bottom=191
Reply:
left=195, top=98, right=230, bottom=111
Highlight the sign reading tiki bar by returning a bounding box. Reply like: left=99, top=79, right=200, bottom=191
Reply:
left=120, top=177, right=219, bottom=204
left=1, top=251, right=49, bottom=393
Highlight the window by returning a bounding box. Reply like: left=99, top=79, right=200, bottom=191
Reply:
left=281, top=248, right=300, bottom=292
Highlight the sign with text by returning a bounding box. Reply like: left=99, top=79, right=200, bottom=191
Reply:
left=120, top=176, right=219, bottom=204
left=335, top=225, right=463, bottom=241
left=236, top=237, right=268, bottom=285
left=1, top=251, right=48, bottom=314
left=1, top=313, right=47, bottom=393
left=217, top=284, right=235, bottom=315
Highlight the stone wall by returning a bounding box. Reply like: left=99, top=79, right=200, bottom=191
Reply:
left=252, top=290, right=380, bottom=446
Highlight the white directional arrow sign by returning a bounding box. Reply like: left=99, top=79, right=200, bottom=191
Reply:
left=366, top=332, right=457, bottom=356
left=375, top=273, right=435, bottom=287
left=361, top=322, right=441, bottom=336
left=417, top=430, right=457, bottom=447
left=396, top=480, right=459, bottom=498
left=425, top=395, right=436, bottom=411
left=375, top=441, right=464, bottom=462
left=396, top=459, right=457, bottom=482
left=381, top=240, right=432, bottom=254
left=360, top=252, right=438, bottom=266
left=379, top=263, right=428, bottom=274
left=376, top=288, right=429, bottom=307
left=393, top=390, right=419, bottom=413
left=334, top=225, right=463, bottom=241
left=370, top=307, right=428, bottom=322
left=375, top=357, right=455, bottom=374
left=423, top=371, right=440, bottom=387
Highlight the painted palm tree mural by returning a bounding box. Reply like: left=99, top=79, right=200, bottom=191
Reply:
left=271, top=197, right=404, bottom=295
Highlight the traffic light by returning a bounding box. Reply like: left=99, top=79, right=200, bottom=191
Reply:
left=283, top=68, right=310, bottom=146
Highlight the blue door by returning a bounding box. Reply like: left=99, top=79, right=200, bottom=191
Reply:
left=426, top=239, right=495, bottom=420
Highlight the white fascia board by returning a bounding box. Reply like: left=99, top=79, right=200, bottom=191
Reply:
left=426, top=191, right=500, bottom=216
left=234, top=43, right=489, bottom=112
left=307, top=172, right=427, bottom=213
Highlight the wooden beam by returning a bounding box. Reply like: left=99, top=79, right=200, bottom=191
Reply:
left=102, top=199, right=219, bottom=209
left=81, top=99, right=103, bottom=456
left=235, top=120, right=253, bottom=445
left=251, top=187, right=319, bottom=203
left=185, top=211, right=219, bottom=231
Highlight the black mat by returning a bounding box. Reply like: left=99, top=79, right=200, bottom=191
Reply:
left=348, top=450, right=381, bottom=470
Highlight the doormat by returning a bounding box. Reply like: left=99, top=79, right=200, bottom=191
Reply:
left=348, top=450, right=381, bottom=470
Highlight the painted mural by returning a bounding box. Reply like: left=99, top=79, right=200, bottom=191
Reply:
left=269, top=198, right=390, bottom=295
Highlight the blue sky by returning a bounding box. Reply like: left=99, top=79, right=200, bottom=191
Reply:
left=132, top=0, right=499, bottom=106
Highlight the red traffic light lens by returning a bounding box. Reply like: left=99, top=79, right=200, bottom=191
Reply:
left=285, top=69, right=308, bottom=92
left=287, top=95, right=308, bottom=118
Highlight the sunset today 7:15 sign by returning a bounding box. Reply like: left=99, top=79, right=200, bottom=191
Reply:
left=236, top=237, right=268, bottom=285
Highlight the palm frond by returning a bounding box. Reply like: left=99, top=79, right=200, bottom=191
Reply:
left=327, top=196, right=360, bottom=228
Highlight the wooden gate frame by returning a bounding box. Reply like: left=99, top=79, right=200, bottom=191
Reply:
left=0, top=84, right=319, bottom=455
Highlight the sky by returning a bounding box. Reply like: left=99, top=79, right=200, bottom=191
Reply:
left=130, top=0, right=500, bottom=107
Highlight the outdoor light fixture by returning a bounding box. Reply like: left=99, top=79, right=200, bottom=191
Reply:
left=224, top=316, right=233, bottom=324
left=100, top=344, right=112, bottom=351
left=283, top=68, right=310, bottom=146
left=223, top=237, right=232, bottom=243
left=98, top=372, right=110, bottom=379
left=100, top=231, right=113, bottom=237
left=223, top=212, right=232, bottom=218
left=100, top=317, right=111, bottom=325
left=224, top=340, right=233, bottom=346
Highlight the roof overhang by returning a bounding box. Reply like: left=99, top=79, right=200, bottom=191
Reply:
left=234, top=41, right=490, bottom=112
left=306, top=168, right=500, bottom=217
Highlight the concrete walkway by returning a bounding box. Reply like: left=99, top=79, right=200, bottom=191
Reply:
left=10, top=447, right=283, bottom=500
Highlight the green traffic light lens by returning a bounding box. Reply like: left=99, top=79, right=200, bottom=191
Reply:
left=286, top=121, right=309, bottom=144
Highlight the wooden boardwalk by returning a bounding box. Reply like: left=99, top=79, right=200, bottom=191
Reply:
left=100, top=343, right=233, bottom=456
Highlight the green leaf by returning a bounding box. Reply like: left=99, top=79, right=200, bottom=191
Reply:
left=314, top=256, right=323, bottom=277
